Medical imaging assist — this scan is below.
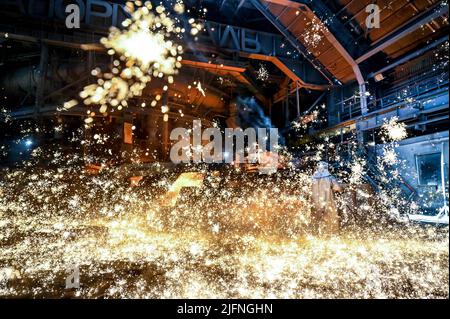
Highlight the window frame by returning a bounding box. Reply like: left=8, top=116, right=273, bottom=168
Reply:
left=415, top=151, right=442, bottom=186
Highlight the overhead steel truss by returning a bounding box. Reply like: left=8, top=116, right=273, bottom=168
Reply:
left=356, top=2, right=449, bottom=64
left=248, top=0, right=338, bottom=85
left=250, top=0, right=368, bottom=113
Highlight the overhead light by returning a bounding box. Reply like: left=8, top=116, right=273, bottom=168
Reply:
left=374, top=73, right=385, bottom=82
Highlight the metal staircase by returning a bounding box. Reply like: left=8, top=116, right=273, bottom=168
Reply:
left=333, top=140, right=417, bottom=209
left=360, top=145, right=417, bottom=201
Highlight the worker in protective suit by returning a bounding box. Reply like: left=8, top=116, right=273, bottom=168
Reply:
left=310, top=161, right=344, bottom=235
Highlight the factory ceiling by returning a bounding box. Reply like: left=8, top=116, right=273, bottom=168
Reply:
left=198, top=0, right=448, bottom=84
left=0, top=0, right=448, bottom=115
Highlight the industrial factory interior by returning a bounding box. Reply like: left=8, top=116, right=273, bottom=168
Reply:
left=0, top=0, right=449, bottom=301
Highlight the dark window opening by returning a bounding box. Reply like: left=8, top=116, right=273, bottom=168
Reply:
left=416, top=153, right=442, bottom=186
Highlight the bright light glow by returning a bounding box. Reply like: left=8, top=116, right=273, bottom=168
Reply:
left=382, top=117, right=408, bottom=141
left=112, top=31, right=168, bottom=68
left=77, top=1, right=191, bottom=114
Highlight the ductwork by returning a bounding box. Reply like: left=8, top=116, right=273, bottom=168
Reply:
left=0, top=63, right=89, bottom=99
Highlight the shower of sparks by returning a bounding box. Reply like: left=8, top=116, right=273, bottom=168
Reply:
left=189, top=20, right=204, bottom=36
left=0, top=104, right=448, bottom=298
left=71, top=1, right=196, bottom=117
left=0, top=2, right=449, bottom=300
left=0, top=108, right=448, bottom=298
left=0, top=163, right=448, bottom=298
left=302, top=17, right=327, bottom=49
left=256, top=64, right=269, bottom=82
left=381, top=117, right=408, bottom=142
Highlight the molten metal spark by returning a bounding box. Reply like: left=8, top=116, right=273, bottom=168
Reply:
left=75, top=1, right=192, bottom=117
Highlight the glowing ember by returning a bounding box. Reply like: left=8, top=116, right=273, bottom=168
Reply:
left=382, top=117, right=408, bottom=142
left=303, top=17, right=327, bottom=49
left=256, top=64, right=269, bottom=82
left=75, top=1, right=190, bottom=115
left=0, top=167, right=448, bottom=298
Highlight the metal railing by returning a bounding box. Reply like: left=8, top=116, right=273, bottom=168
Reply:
left=338, top=69, right=448, bottom=121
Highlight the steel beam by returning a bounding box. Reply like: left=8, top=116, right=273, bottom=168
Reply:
left=9, top=104, right=220, bottom=122
left=356, top=3, right=449, bottom=64
left=295, top=91, right=326, bottom=122
left=242, top=53, right=329, bottom=91
left=236, top=0, right=246, bottom=14
left=253, top=0, right=367, bottom=112
left=249, top=0, right=336, bottom=85
left=296, top=0, right=365, bottom=57
left=368, top=35, right=449, bottom=79
left=220, top=0, right=229, bottom=11
left=1, top=5, right=332, bottom=89
left=298, top=0, right=368, bottom=113
left=181, top=57, right=269, bottom=105
left=0, top=28, right=329, bottom=92
left=263, top=0, right=366, bottom=58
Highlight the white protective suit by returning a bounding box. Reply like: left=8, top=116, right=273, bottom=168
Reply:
left=311, top=162, right=343, bottom=235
